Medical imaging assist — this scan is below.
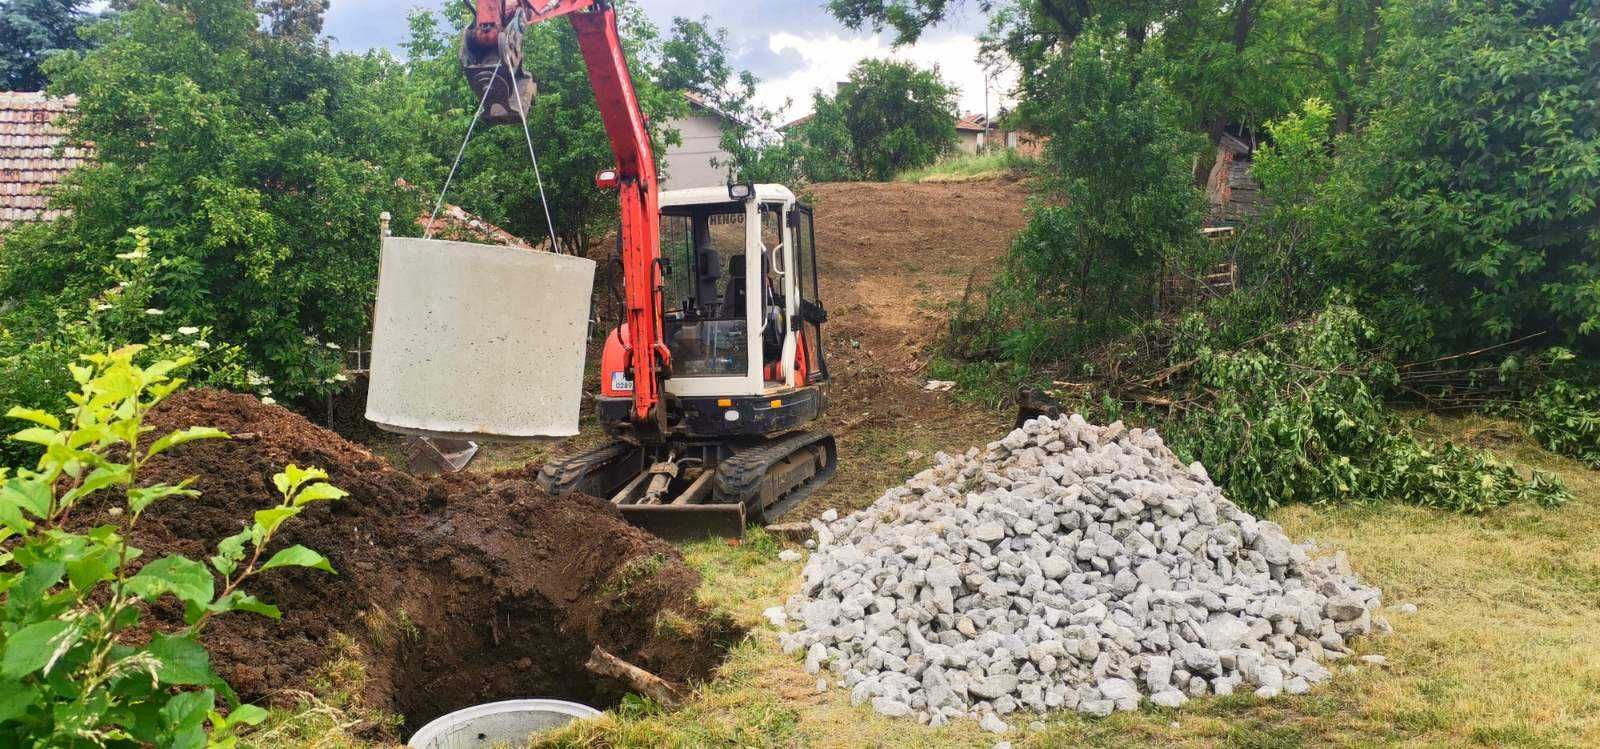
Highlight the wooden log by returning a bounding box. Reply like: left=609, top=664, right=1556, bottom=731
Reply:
left=585, top=646, right=685, bottom=708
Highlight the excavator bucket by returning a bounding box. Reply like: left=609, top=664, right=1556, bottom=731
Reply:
left=460, top=24, right=536, bottom=124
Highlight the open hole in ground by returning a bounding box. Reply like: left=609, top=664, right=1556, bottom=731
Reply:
left=98, top=389, right=742, bottom=743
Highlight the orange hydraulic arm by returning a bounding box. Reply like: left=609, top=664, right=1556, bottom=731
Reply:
left=462, top=0, right=670, bottom=430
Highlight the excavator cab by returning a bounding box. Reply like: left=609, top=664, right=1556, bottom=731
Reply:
left=540, top=184, right=837, bottom=539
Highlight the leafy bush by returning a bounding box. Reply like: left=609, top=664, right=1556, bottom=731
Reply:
left=0, top=347, right=345, bottom=745
left=0, top=228, right=252, bottom=468
left=1524, top=379, right=1600, bottom=469
left=1301, top=0, right=1600, bottom=357
left=0, top=0, right=426, bottom=401
left=963, top=32, right=1206, bottom=364
left=789, top=58, right=959, bottom=182
left=1164, top=302, right=1569, bottom=513
left=1500, top=349, right=1600, bottom=468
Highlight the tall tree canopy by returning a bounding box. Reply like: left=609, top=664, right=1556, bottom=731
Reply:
left=0, top=0, right=95, bottom=90
left=0, top=0, right=425, bottom=397
left=793, top=58, right=959, bottom=181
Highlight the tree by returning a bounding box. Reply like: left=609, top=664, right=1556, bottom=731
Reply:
left=658, top=15, right=728, bottom=96
left=830, top=0, right=1104, bottom=46
left=257, top=0, right=329, bottom=41
left=0, top=0, right=94, bottom=90
left=998, top=32, right=1205, bottom=361
left=0, top=0, right=427, bottom=399
left=796, top=58, right=958, bottom=182
left=1303, top=0, right=1600, bottom=357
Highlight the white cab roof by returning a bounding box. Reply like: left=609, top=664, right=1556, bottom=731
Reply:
left=660, top=183, right=796, bottom=208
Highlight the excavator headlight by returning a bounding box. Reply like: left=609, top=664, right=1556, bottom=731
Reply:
left=727, top=182, right=755, bottom=201
left=595, top=169, right=620, bottom=190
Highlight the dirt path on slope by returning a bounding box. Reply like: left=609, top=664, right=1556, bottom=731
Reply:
left=800, top=179, right=1030, bottom=517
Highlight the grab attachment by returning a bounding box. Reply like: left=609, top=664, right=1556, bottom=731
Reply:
left=461, top=0, right=536, bottom=124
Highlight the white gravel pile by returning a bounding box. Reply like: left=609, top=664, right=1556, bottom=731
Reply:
left=777, top=414, right=1385, bottom=731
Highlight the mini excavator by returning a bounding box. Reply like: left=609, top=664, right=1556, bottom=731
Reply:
left=461, top=0, right=837, bottom=539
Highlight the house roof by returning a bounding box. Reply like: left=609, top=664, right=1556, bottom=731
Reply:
left=683, top=90, right=742, bottom=124
left=956, top=113, right=989, bottom=132
left=1, top=92, right=90, bottom=227
left=779, top=113, right=813, bottom=132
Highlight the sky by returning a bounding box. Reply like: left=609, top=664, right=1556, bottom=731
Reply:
left=323, top=0, right=1017, bottom=122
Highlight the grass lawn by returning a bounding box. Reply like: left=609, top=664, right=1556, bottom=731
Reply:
left=895, top=152, right=1036, bottom=183
left=245, top=413, right=1600, bottom=748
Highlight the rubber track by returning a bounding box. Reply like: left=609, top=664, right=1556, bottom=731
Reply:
left=536, top=440, right=637, bottom=496
left=713, top=430, right=836, bottom=518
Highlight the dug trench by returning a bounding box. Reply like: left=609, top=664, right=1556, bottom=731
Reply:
left=92, top=389, right=742, bottom=737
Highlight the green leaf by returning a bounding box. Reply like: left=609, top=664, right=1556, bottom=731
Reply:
left=146, top=427, right=230, bottom=459
left=0, top=678, right=35, bottom=723
left=253, top=506, right=300, bottom=536
left=148, top=633, right=212, bottom=686
left=274, top=465, right=328, bottom=499
left=1, top=620, right=76, bottom=678
left=8, top=427, right=60, bottom=446
left=60, top=464, right=132, bottom=505
left=159, top=688, right=214, bottom=747
left=10, top=561, right=65, bottom=609
left=223, top=703, right=269, bottom=727
left=65, top=546, right=119, bottom=590
left=260, top=545, right=334, bottom=574
left=5, top=407, right=60, bottom=430
left=0, top=497, right=31, bottom=535
left=125, top=555, right=215, bottom=606
left=210, top=529, right=252, bottom=577
left=128, top=480, right=200, bottom=516
left=208, top=591, right=281, bottom=620
left=292, top=481, right=347, bottom=506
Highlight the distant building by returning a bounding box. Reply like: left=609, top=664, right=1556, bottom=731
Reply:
left=954, top=113, right=989, bottom=154
left=0, top=92, right=90, bottom=228
left=661, top=91, right=738, bottom=190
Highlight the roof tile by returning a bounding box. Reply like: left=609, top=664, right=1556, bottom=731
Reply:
left=0, top=92, right=90, bottom=227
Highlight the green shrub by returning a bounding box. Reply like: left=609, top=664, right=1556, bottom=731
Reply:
left=1524, top=379, right=1600, bottom=469
left=0, top=228, right=252, bottom=468
left=0, top=347, right=345, bottom=745
left=0, top=0, right=425, bottom=400
left=1300, top=0, right=1600, bottom=357
left=986, top=31, right=1207, bottom=363
left=788, top=58, right=960, bottom=182
left=1164, top=302, right=1569, bottom=512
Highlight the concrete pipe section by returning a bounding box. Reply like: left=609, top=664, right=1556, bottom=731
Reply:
left=367, top=238, right=596, bottom=441
left=407, top=699, right=601, bottom=748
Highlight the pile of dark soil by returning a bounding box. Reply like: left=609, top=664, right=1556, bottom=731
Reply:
left=106, top=389, right=740, bottom=733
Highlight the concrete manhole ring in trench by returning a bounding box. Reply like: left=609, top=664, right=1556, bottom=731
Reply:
left=407, top=699, right=601, bottom=748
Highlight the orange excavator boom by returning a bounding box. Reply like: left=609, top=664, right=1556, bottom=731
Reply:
left=460, top=0, right=670, bottom=431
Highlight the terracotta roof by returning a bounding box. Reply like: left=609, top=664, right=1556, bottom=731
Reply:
left=0, top=92, right=89, bottom=227
left=956, top=113, right=989, bottom=132
left=418, top=204, right=542, bottom=250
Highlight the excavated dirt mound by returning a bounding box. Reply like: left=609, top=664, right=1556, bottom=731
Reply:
left=101, top=389, right=740, bottom=733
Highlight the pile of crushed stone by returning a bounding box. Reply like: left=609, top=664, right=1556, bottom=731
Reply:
left=778, top=414, right=1386, bottom=732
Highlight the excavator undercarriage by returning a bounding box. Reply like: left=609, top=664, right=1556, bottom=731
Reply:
left=538, top=432, right=838, bottom=540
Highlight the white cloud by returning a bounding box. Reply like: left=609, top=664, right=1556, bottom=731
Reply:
left=756, top=31, right=1017, bottom=122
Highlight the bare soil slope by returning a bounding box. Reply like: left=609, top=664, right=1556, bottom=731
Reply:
left=802, top=179, right=1030, bottom=515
